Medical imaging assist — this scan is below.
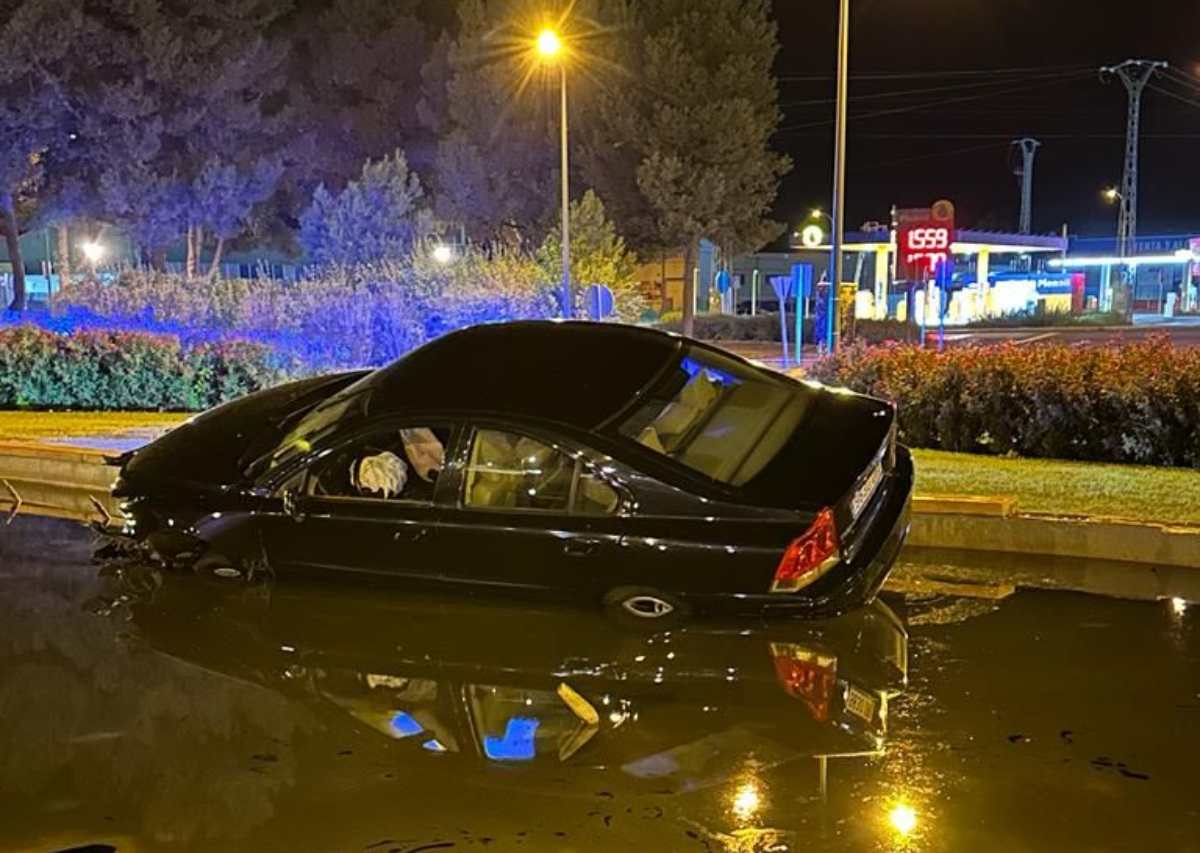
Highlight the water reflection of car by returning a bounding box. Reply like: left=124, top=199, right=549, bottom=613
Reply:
left=113, top=321, right=913, bottom=618
left=123, top=572, right=908, bottom=794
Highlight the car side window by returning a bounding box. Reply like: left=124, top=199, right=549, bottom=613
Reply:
left=306, top=425, right=450, bottom=504
left=462, top=428, right=623, bottom=516
left=464, top=429, right=574, bottom=512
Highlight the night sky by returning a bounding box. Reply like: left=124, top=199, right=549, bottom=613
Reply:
left=770, top=0, right=1200, bottom=240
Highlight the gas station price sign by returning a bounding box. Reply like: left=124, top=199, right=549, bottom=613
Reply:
left=897, top=201, right=955, bottom=280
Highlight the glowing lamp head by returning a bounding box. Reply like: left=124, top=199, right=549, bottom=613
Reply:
left=811, top=208, right=824, bottom=219
left=1103, top=187, right=1120, bottom=203
left=800, top=224, right=825, bottom=249
left=431, top=244, right=453, bottom=265
left=81, top=241, right=105, bottom=264
left=889, top=803, right=918, bottom=837
left=536, top=29, right=562, bottom=58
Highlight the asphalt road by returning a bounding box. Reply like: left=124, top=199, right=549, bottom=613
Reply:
left=1, top=517, right=1197, bottom=852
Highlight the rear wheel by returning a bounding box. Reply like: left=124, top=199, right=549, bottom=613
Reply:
left=603, top=586, right=690, bottom=624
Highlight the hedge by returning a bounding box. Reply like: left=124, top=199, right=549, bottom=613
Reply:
left=807, top=338, right=1200, bottom=468
left=0, top=325, right=287, bottom=411
left=46, top=260, right=558, bottom=371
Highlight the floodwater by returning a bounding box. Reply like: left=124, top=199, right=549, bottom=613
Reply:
left=1, top=518, right=1197, bottom=852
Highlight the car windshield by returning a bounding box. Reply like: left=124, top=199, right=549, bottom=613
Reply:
left=617, top=347, right=811, bottom=486
left=252, top=382, right=374, bottom=477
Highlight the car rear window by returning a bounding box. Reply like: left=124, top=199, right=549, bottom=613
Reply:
left=617, top=347, right=811, bottom=486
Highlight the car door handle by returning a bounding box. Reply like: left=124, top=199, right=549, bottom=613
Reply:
left=395, top=528, right=429, bottom=543
left=563, top=538, right=603, bottom=557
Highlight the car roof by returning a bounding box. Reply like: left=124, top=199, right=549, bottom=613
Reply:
left=363, top=321, right=683, bottom=430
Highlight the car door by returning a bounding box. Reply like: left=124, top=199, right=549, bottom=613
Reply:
left=431, top=423, right=628, bottom=595
left=261, top=421, right=457, bottom=580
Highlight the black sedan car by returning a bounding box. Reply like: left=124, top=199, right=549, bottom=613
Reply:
left=113, top=321, right=913, bottom=618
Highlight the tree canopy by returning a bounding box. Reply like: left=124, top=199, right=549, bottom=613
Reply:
left=0, top=0, right=788, bottom=317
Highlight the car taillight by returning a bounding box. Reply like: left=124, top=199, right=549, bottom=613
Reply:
left=770, top=507, right=840, bottom=593
left=770, top=642, right=837, bottom=722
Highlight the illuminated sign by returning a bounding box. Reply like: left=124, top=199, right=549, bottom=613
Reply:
left=897, top=201, right=955, bottom=281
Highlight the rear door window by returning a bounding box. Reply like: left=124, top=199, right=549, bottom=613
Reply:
left=462, top=428, right=622, bottom=515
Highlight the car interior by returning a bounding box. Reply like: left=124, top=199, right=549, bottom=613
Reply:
left=308, top=426, right=448, bottom=503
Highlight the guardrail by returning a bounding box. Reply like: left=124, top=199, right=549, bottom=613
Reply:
left=0, top=442, right=123, bottom=529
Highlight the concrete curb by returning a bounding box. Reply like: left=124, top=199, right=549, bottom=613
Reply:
left=1, top=439, right=1197, bottom=569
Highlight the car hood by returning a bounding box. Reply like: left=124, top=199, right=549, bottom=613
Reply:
left=117, top=370, right=369, bottom=492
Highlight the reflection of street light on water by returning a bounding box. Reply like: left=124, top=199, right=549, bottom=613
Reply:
left=730, top=781, right=762, bottom=821
left=889, top=802, right=918, bottom=837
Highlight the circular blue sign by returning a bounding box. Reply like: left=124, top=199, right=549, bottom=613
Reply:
left=584, top=284, right=615, bottom=320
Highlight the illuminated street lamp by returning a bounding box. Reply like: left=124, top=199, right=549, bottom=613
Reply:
left=431, top=243, right=454, bottom=265
left=80, top=241, right=105, bottom=279
left=536, top=27, right=572, bottom=318
left=1103, top=187, right=1123, bottom=203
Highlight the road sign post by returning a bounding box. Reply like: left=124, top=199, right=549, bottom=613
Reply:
left=583, top=284, right=615, bottom=321
left=770, top=275, right=795, bottom=365
left=791, top=263, right=813, bottom=367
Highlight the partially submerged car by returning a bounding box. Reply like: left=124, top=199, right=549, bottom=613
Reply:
left=113, top=321, right=913, bottom=618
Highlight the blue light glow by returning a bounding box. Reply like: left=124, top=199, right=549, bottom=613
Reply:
left=387, top=711, right=424, bottom=738
left=482, top=716, right=540, bottom=762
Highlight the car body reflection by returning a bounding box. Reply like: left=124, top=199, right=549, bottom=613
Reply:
left=121, top=567, right=908, bottom=795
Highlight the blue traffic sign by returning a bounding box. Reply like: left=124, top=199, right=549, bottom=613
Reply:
left=584, top=284, right=615, bottom=320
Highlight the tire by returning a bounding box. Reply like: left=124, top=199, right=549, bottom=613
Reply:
left=603, top=586, right=690, bottom=625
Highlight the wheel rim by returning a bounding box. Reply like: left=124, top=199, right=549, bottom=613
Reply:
left=621, top=595, right=675, bottom=618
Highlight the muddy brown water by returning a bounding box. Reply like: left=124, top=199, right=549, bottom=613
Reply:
left=1, top=517, right=1197, bottom=852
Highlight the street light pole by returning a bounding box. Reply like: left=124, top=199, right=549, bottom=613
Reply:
left=559, top=61, right=571, bottom=319
left=828, top=0, right=850, bottom=352
left=537, top=28, right=572, bottom=319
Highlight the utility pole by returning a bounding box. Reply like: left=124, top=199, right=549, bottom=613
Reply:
left=1100, top=60, right=1167, bottom=257
left=1012, top=138, right=1041, bottom=235
left=827, top=0, right=850, bottom=352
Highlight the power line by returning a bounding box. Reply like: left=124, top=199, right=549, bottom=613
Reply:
left=777, top=72, right=1091, bottom=133
left=779, top=69, right=1091, bottom=109
left=778, top=64, right=1093, bottom=82
left=851, top=141, right=1012, bottom=172
left=1162, top=67, right=1200, bottom=94
left=780, top=132, right=1200, bottom=139
left=1148, top=82, right=1200, bottom=111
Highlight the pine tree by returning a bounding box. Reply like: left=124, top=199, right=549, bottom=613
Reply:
left=594, top=0, right=789, bottom=335
left=300, top=150, right=433, bottom=266
left=537, top=190, right=644, bottom=321
left=420, top=0, right=563, bottom=244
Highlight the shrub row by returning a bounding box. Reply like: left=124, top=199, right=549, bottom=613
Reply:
left=807, top=338, right=1200, bottom=467
left=0, top=325, right=286, bottom=411
left=48, top=256, right=558, bottom=371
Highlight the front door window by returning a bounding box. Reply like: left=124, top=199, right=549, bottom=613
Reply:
left=307, top=425, right=451, bottom=504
